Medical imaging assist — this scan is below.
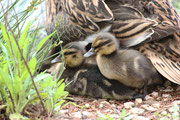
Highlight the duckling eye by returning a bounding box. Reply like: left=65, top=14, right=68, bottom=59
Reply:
left=64, top=51, right=77, bottom=55
left=107, top=44, right=112, bottom=47
left=72, top=54, right=77, bottom=58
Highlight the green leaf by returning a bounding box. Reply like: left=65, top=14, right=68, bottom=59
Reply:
left=28, top=93, right=49, bottom=104
left=121, top=109, right=126, bottom=118
left=0, top=105, right=7, bottom=110
left=36, top=31, right=56, bottom=52
left=1, top=24, right=14, bottom=59
left=23, top=35, right=30, bottom=60
left=54, top=83, right=65, bottom=103
left=1, top=23, right=9, bottom=42
left=0, top=68, right=13, bottom=93
left=57, top=79, right=64, bottom=87
left=38, top=74, right=54, bottom=91
left=9, top=113, right=30, bottom=120
left=34, top=73, right=52, bottom=83
left=173, top=104, right=179, bottom=112
left=19, top=22, right=31, bottom=49
left=20, top=57, right=37, bottom=81
left=55, top=100, right=65, bottom=109
left=9, top=32, right=20, bottom=63
left=28, top=57, right=37, bottom=74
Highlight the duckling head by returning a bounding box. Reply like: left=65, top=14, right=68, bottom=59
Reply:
left=84, top=32, right=119, bottom=57
left=51, top=43, right=85, bottom=68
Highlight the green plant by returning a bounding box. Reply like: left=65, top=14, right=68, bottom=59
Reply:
left=0, top=0, right=69, bottom=119
left=0, top=21, right=45, bottom=117
left=172, top=104, right=179, bottom=120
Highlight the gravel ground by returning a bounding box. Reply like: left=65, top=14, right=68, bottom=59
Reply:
left=47, top=81, right=180, bottom=120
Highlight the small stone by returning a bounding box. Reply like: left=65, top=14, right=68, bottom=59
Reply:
left=144, top=99, right=158, bottom=105
left=111, top=104, right=116, bottom=108
left=109, top=114, right=119, bottom=119
left=152, top=103, right=160, bottom=108
left=109, top=100, right=115, bottom=103
left=99, top=104, right=104, bottom=108
left=173, top=100, right=180, bottom=105
left=151, top=92, right=159, bottom=98
left=164, top=81, right=171, bottom=87
left=59, top=109, right=68, bottom=114
left=163, top=98, right=168, bottom=102
left=85, top=103, right=90, bottom=108
left=162, top=94, right=171, bottom=98
left=135, top=98, right=143, bottom=105
left=141, top=105, right=157, bottom=111
left=104, top=109, right=113, bottom=113
left=82, top=111, right=92, bottom=116
left=145, top=95, right=154, bottom=100
left=124, top=102, right=135, bottom=109
left=156, top=97, right=161, bottom=101
left=160, top=117, right=169, bottom=120
left=161, top=111, right=168, bottom=115
left=168, top=107, right=173, bottom=113
left=98, top=99, right=107, bottom=102
left=131, top=108, right=145, bottom=114
left=72, top=112, right=82, bottom=118
left=132, top=116, right=149, bottom=120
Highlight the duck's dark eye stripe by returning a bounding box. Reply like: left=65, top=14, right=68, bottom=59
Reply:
left=64, top=51, right=77, bottom=55
left=94, top=39, right=112, bottom=49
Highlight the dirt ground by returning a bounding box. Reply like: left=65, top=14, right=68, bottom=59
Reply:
left=46, top=81, right=180, bottom=120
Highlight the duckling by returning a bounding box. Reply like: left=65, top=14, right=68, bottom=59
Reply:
left=49, top=41, right=138, bottom=100
left=84, top=32, right=163, bottom=97
left=45, top=0, right=180, bottom=84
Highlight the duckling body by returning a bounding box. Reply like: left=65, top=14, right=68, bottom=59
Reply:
left=49, top=41, right=138, bottom=100
left=85, top=32, right=163, bottom=93
left=96, top=49, right=161, bottom=88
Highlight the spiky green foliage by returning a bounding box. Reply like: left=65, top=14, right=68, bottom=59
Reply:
left=0, top=0, right=68, bottom=119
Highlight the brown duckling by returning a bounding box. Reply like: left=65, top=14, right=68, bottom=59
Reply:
left=84, top=32, right=163, bottom=97
left=49, top=41, right=139, bottom=100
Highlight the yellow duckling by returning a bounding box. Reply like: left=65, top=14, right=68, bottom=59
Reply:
left=84, top=32, right=163, bottom=97
left=51, top=42, right=87, bottom=68
left=49, top=41, right=139, bottom=100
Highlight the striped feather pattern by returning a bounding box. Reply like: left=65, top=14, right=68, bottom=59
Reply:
left=61, top=0, right=113, bottom=32
left=45, top=0, right=180, bottom=84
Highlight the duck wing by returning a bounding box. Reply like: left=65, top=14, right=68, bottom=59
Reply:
left=61, top=0, right=113, bottom=33
left=138, top=35, right=180, bottom=84
left=110, top=5, right=158, bottom=47
left=109, top=0, right=180, bottom=47
left=145, top=0, right=180, bottom=42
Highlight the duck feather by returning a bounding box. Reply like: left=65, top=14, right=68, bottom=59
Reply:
left=61, top=0, right=114, bottom=33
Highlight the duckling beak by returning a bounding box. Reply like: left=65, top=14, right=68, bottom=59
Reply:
left=51, top=55, right=61, bottom=63
left=84, top=48, right=95, bottom=57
